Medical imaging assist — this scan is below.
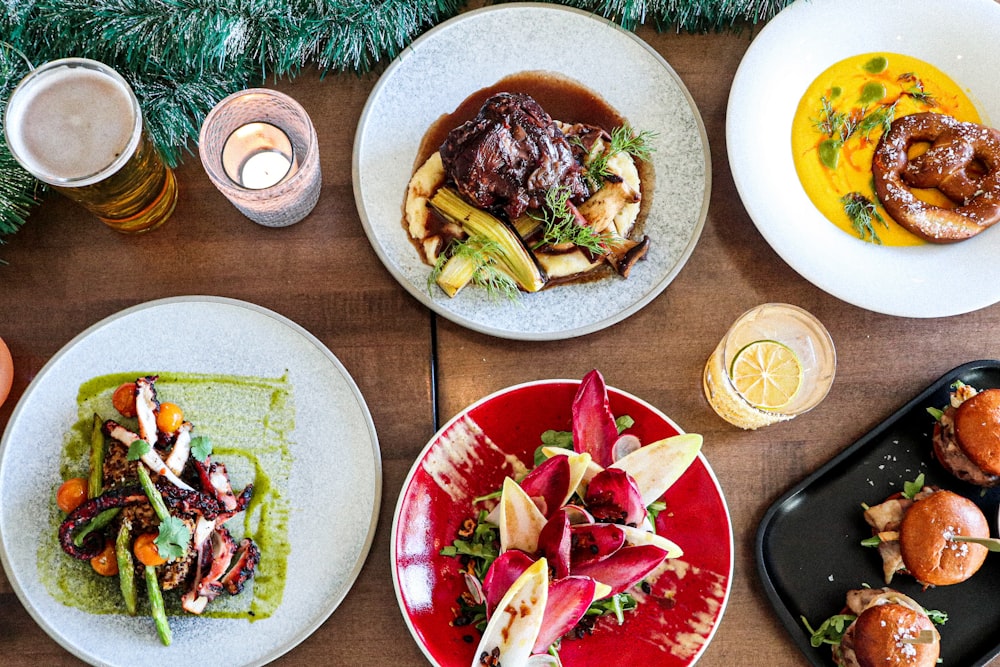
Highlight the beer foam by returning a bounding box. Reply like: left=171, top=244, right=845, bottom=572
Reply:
left=5, top=65, right=139, bottom=184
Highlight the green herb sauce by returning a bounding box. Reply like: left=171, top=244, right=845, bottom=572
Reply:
left=40, top=371, right=294, bottom=621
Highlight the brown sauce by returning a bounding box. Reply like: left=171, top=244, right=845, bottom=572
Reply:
left=408, top=70, right=655, bottom=286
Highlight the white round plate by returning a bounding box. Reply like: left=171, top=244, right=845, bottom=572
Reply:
left=0, top=296, right=381, bottom=666
left=353, top=3, right=709, bottom=340
left=728, top=0, right=1000, bottom=318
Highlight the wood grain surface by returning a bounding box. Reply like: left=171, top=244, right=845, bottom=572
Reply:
left=2, top=15, right=999, bottom=667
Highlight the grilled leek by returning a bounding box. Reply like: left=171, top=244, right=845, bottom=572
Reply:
left=429, top=188, right=546, bottom=295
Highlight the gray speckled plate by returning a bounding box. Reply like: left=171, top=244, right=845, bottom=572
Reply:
left=353, top=4, right=709, bottom=340
left=0, top=296, right=380, bottom=667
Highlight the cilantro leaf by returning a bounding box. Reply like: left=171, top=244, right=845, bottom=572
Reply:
left=190, top=435, right=212, bottom=462
left=155, top=516, right=191, bottom=561
left=127, top=439, right=151, bottom=461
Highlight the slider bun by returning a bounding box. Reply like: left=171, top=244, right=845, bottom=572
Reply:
left=954, top=388, right=1000, bottom=476
left=853, top=603, right=939, bottom=667
left=900, top=490, right=989, bottom=586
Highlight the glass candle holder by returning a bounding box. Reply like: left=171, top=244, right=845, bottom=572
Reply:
left=4, top=58, right=177, bottom=233
left=199, top=89, right=320, bottom=227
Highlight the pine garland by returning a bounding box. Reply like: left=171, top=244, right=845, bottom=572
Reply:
left=0, top=0, right=791, bottom=244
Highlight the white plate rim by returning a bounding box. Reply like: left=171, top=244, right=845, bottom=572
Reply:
left=389, top=377, right=734, bottom=666
left=0, top=295, right=381, bottom=666
left=353, top=3, right=710, bottom=340
left=727, top=0, right=1000, bottom=318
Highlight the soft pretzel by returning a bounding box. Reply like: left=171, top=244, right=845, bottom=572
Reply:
left=872, top=112, right=1000, bottom=242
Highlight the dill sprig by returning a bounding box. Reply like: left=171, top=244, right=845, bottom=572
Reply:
left=899, top=73, right=935, bottom=105
left=814, top=94, right=846, bottom=138
left=841, top=192, right=888, bottom=244
left=531, top=186, right=608, bottom=255
left=583, top=125, right=656, bottom=189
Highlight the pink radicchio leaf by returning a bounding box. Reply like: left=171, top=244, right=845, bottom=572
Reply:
left=520, top=454, right=572, bottom=518
left=482, top=549, right=537, bottom=616
left=572, top=370, right=619, bottom=469
left=584, top=467, right=646, bottom=527
left=532, top=576, right=598, bottom=654
left=569, top=522, right=625, bottom=570
left=562, top=504, right=594, bottom=526
left=537, top=509, right=572, bottom=580
left=571, top=544, right=668, bottom=596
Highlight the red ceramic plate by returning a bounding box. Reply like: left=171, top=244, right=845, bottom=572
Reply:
left=391, top=379, right=733, bottom=666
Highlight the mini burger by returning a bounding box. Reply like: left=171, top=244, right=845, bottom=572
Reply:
left=863, top=481, right=989, bottom=586
left=804, top=587, right=944, bottom=667
left=931, top=384, right=1000, bottom=487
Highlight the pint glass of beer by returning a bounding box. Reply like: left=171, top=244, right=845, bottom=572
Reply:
left=4, top=58, right=177, bottom=233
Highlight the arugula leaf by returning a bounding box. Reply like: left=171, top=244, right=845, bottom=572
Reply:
left=903, top=473, right=926, bottom=499
left=126, top=439, right=151, bottom=461
left=924, top=608, right=948, bottom=625
left=801, top=613, right=856, bottom=647
left=190, top=435, right=212, bottom=462
left=154, top=516, right=191, bottom=561
left=615, top=415, right=635, bottom=433
left=860, top=535, right=882, bottom=547
left=541, top=429, right=573, bottom=450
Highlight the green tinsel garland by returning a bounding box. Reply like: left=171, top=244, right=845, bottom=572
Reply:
left=0, top=0, right=791, bottom=243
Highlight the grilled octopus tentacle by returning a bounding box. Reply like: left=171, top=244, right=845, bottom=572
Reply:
left=221, top=537, right=261, bottom=595
left=58, top=486, right=147, bottom=560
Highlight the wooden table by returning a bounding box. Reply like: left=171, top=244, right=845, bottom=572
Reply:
left=2, top=18, right=999, bottom=667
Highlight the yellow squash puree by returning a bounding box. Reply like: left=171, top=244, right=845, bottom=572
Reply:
left=792, top=52, right=981, bottom=245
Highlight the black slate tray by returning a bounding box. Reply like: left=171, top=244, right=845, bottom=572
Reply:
left=756, top=360, right=1000, bottom=667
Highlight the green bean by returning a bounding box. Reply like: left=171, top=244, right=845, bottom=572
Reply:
left=136, top=465, right=170, bottom=522
left=144, top=565, right=171, bottom=646
left=72, top=507, right=120, bottom=547
left=115, top=520, right=137, bottom=615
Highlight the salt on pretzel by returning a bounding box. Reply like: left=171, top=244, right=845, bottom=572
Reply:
left=872, top=112, right=1000, bottom=243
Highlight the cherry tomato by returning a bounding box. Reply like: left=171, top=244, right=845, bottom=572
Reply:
left=0, top=336, right=12, bottom=408
left=156, top=402, right=184, bottom=433
left=134, top=532, right=166, bottom=567
left=90, top=541, right=119, bottom=576
left=112, top=381, right=137, bottom=418
left=56, top=477, right=89, bottom=513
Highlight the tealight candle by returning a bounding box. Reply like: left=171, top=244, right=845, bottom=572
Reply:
left=198, top=89, right=321, bottom=227
left=222, top=122, right=296, bottom=190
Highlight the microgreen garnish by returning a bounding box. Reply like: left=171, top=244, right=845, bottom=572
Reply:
left=801, top=613, right=856, bottom=647
left=190, top=435, right=212, bottom=462
left=155, top=515, right=192, bottom=560
left=126, top=439, right=151, bottom=461
left=926, top=406, right=945, bottom=421
left=841, top=192, right=888, bottom=244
